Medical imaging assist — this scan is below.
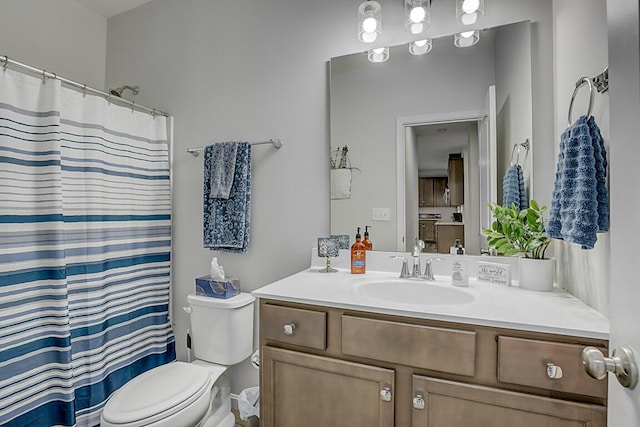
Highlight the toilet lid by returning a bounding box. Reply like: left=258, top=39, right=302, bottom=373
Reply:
left=102, top=362, right=212, bottom=425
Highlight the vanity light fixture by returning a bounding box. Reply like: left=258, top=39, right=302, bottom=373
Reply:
left=409, top=39, right=432, bottom=55
left=358, top=1, right=382, bottom=43
left=368, top=47, right=390, bottom=63
left=404, top=0, right=430, bottom=35
left=456, top=0, right=484, bottom=25
left=454, top=30, right=480, bottom=47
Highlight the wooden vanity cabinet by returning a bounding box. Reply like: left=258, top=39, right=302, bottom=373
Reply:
left=259, top=299, right=607, bottom=427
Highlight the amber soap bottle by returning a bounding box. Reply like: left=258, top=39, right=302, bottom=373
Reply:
left=351, top=227, right=366, bottom=274
left=363, top=225, right=373, bottom=250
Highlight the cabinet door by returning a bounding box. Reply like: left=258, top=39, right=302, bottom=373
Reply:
left=419, top=220, right=436, bottom=243
left=419, top=178, right=434, bottom=207
left=433, top=177, right=449, bottom=207
left=411, top=376, right=606, bottom=427
left=448, top=158, right=464, bottom=206
left=261, top=346, right=394, bottom=427
left=436, top=225, right=464, bottom=253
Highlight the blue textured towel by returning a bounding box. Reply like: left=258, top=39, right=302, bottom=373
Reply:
left=203, top=142, right=251, bottom=253
left=502, top=164, right=528, bottom=211
left=547, top=115, right=609, bottom=249
left=208, top=141, right=238, bottom=199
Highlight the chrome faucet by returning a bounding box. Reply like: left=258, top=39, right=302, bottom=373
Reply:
left=412, top=239, right=425, bottom=277
left=423, top=257, right=442, bottom=280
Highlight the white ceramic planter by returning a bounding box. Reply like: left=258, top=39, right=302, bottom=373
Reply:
left=518, top=257, right=555, bottom=292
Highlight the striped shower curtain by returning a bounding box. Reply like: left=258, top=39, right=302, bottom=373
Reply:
left=0, top=69, right=175, bottom=426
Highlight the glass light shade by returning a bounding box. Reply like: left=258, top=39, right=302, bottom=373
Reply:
left=358, top=1, right=382, bottom=43
left=404, top=0, right=430, bottom=35
left=456, top=0, right=484, bottom=25
left=368, top=47, right=389, bottom=63
left=409, top=39, right=432, bottom=55
left=454, top=30, right=480, bottom=48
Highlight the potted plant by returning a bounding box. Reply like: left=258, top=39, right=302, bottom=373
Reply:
left=482, top=200, right=554, bottom=291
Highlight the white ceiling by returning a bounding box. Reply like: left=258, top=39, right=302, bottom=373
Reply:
left=74, top=0, right=155, bottom=18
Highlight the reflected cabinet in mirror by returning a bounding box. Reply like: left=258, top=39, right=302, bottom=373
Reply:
left=330, top=21, right=533, bottom=254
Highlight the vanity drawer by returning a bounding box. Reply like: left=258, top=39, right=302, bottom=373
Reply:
left=342, top=315, right=476, bottom=376
left=261, top=304, right=327, bottom=350
left=497, top=336, right=607, bottom=398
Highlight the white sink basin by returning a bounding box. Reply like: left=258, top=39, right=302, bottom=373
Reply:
left=354, top=279, right=474, bottom=306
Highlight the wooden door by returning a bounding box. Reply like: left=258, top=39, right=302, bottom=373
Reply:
left=411, top=376, right=605, bottom=427
left=607, top=0, right=640, bottom=424
left=261, top=346, right=394, bottom=427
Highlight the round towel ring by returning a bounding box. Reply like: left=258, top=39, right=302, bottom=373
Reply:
left=510, top=144, right=520, bottom=166
left=568, top=77, right=594, bottom=127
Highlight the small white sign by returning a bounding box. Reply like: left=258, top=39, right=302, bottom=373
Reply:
left=477, top=261, right=511, bottom=286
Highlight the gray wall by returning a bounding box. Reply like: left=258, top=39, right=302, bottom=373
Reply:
left=0, top=0, right=107, bottom=87
left=552, top=0, right=610, bottom=315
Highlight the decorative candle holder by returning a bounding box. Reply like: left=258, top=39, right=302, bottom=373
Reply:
left=331, top=234, right=350, bottom=249
left=318, top=237, right=340, bottom=273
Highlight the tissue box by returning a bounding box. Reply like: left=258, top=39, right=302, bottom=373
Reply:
left=195, top=276, right=241, bottom=299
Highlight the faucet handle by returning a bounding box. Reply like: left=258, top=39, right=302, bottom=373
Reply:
left=390, top=256, right=410, bottom=278
left=423, top=257, right=442, bottom=280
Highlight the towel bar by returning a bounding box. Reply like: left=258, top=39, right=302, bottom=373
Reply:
left=187, top=139, right=283, bottom=157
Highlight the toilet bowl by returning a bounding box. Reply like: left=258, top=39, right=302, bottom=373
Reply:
left=100, top=293, right=255, bottom=427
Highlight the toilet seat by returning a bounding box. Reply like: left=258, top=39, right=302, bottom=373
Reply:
left=101, top=362, right=214, bottom=427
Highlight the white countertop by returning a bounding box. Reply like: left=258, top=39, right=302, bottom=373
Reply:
left=252, top=250, right=609, bottom=340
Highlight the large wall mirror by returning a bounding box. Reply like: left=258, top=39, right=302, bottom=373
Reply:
left=330, top=21, right=532, bottom=254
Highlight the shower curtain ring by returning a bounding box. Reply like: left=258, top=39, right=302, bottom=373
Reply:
left=131, top=102, right=135, bottom=113
left=107, top=94, right=112, bottom=105
left=82, top=84, right=87, bottom=97
left=151, top=109, right=157, bottom=118
left=42, top=70, right=46, bottom=84
left=2, top=57, right=8, bottom=72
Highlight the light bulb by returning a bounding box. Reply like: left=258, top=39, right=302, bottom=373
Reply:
left=368, top=47, right=389, bottom=63
left=362, top=31, right=378, bottom=43
left=409, top=6, right=426, bottom=23
left=362, top=16, right=378, bottom=33
left=409, top=39, right=432, bottom=55
left=462, top=0, right=480, bottom=13
left=410, top=22, right=424, bottom=34
left=454, top=30, right=479, bottom=47
left=461, top=12, right=478, bottom=25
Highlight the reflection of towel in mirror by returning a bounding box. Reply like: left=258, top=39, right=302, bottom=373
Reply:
left=208, top=141, right=238, bottom=199
left=547, top=115, right=609, bottom=249
left=502, top=164, right=527, bottom=210
left=203, top=142, right=251, bottom=253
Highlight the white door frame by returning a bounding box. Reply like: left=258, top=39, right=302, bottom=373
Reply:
left=395, top=110, right=483, bottom=252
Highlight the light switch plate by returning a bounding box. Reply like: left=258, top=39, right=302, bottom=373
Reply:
left=372, top=208, right=391, bottom=221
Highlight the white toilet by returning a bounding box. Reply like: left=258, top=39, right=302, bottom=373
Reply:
left=100, top=293, right=256, bottom=427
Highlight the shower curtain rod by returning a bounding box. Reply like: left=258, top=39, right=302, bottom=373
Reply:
left=1, top=55, right=169, bottom=117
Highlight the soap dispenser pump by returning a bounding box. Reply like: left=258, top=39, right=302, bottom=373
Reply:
left=351, top=227, right=366, bottom=274
left=363, top=226, right=373, bottom=250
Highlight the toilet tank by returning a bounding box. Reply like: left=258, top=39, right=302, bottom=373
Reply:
left=186, top=293, right=255, bottom=365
